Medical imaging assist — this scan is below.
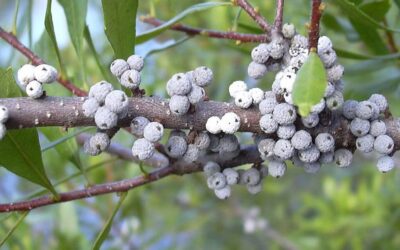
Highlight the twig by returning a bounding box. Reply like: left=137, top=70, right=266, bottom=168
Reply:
left=383, top=18, right=398, bottom=53
left=141, top=17, right=270, bottom=43
left=308, top=0, right=324, bottom=51
left=273, top=0, right=285, bottom=32
left=0, top=26, right=87, bottom=97
left=234, top=0, right=271, bottom=33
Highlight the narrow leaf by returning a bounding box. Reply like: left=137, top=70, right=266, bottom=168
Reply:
left=335, top=48, right=400, bottom=60
left=292, top=52, right=327, bottom=117
left=102, top=0, right=138, bottom=58
left=0, top=68, right=57, bottom=196
left=41, top=127, right=90, bottom=152
left=359, top=0, right=390, bottom=21
left=44, top=0, right=65, bottom=76
left=143, top=36, right=191, bottom=58
left=0, top=211, right=29, bottom=247
left=136, top=2, right=232, bottom=44
left=92, top=192, right=127, bottom=250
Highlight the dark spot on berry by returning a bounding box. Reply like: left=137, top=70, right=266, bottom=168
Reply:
left=101, top=123, right=107, bottom=128
left=333, top=101, right=338, bottom=107
left=128, top=77, right=133, bottom=83
left=156, top=126, right=161, bottom=131
left=357, top=130, right=361, bottom=135
left=177, top=75, right=181, bottom=80
left=235, top=119, right=238, bottom=122
left=168, top=146, right=172, bottom=151
left=357, top=142, right=361, bottom=147
left=388, top=144, right=393, bottom=149
left=29, top=88, right=33, bottom=91
left=121, top=95, right=126, bottom=102
left=288, top=110, right=294, bottom=116
left=238, top=99, right=242, bottom=103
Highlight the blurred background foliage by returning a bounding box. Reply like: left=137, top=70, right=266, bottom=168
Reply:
left=0, top=0, right=400, bottom=249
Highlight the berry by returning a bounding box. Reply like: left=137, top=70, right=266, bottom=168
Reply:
left=247, top=61, right=267, bottom=79
left=269, top=38, right=286, bottom=59
left=223, top=168, right=239, bottom=185
left=298, top=144, right=320, bottom=163
left=282, top=23, right=296, bottom=39
left=207, top=172, right=227, bottom=190
left=319, top=151, right=334, bottom=164
left=317, top=36, right=332, bottom=53
left=143, top=122, right=164, bottom=142
left=187, top=84, right=206, bottom=104
left=249, top=88, right=264, bottom=104
left=166, top=135, right=187, bottom=158
left=218, top=134, right=239, bottom=153
left=258, top=138, right=275, bottom=157
left=206, top=116, right=221, bottom=134
left=350, top=118, right=370, bottom=137
left=355, top=101, right=377, bottom=120
left=130, top=116, right=150, bottom=137
left=291, top=130, right=312, bottom=150
left=0, top=105, right=9, bottom=123
left=104, top=90, right=129, bottom=114
left=326, top=90, right=344, bottom=110
left=34, top=64, right=57, bottom=83
left=229, top=81, right=248, bottom=98
left=370, top=120, right=386, bottom=137
left=324, top=82, right=335, bottom=97
left=88, top=81, right=114, bottom=104
left=247, top=182, right=263, bottom=195
left=220, top=112, right=241, bottom=134
left=132, top=138, right=155, bottom=160
left=291, top=34, right=308, bottom=49
left=26, top=80, right=43, bottom=99
left=89, top=132, right=110, bottom=152
left=319, top=49, right=337, bottom=68
left=368, top=94, right=387, bottom=113
left=203, top=161, right=221, bottom=177
left=272, top=103, right=297, bottom=125
left=82, top=98, right=100, bottom=118
left=17, top=64, right=35, bottom=87
left=259, top=166, right=269, bottom=178
left=194, top=131, right=210, bottom=150
left=182, top=144, right=200, bottom=162
left=94, top=107, right=118, bottom=130
left=356, top=134, right=374, bottom=153
left=334, top=149, right=353, bottom=168
left=259, top=114, right=278, bottom=134
left=251, top=43, right=270, bottom=63
left=283, top=92, right=293, bottom=104
left=110, top=59, right=129, bottom=78
left=301, top=113, right=319, bottom=128
left=342, top=100, right=358, bottom=120
left=376, top=155, right=395, bottom=173
left=273, top=139, right=295, bottom=160
left=214, top=185, right=231, bottom=199
left=235, top=91, right=253, bottom=109
left=120, top=69, right=141, bottom=89
left=166, top=73, right=191, bottom=96
left=304, top=162, right=321, bottom=174
left=315, top=133, right=335, bottom=153
left=279, top=72, right=296, bottom=93
left=127, top=55, right=144, bottom=71
left=268, top=160, right=287, bottom=178
left=259, top=97, right=277, bottom=115
left=327, top=64, right=344, bottom=82
left=277, top=124, right=296, bottom=139
left=169, top=95, right=190, bottom=116
left=240, top=168, right=261, bottom=186
left=83, top=139, right=101, bottom=156
left=0, top=123, right=6, bottom=140
left=311, top=99, right=326, bottom=114
left=272, top=76, right=285, bottom=95
left=193, top=66, right=213, bottom=87
left=374, top=135, right=394, bottom=154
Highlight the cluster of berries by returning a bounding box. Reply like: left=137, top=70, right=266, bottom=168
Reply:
left=110, top=55, right=144, bottom=89
left=17, top=64, right=58, bottom=98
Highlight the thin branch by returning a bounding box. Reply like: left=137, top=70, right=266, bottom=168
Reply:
left=273, top=0, right=285, bottom=32
left=141, top=17, right=270, bottom=43
left=383, top=18, right=398, bottom=53
left=308, top=0, right=324, bottom=51
left=234, top=0, right=271, bottom=33
left=0, top=26, right=87, bottom=97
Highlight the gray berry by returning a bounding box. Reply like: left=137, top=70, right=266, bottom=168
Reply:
left=248, top=61, right=267, bottom=79
left=187, top=84, right=205, bottom=104
left=166, top=73, right=191, bottom=96
left=223, top=168, right=239, bottom=185
left=327, top=64, right=344, bottom=82
left=268, top=160, right=287, bottom=178
left=130, top=116, right=150, bottom=137
left=120, top=69, right=141, bottom=89
left=298, top=144, right=320, bottom=163
left=88, top=81, right=113, bottom=104
left=0, top=105, right=9, bottom=123
left=376, top=155, right=395, bottom=173
left=194, top=131, right=210, bottom=150
left=277, top=124, right=296, bottom=139
left=334, top=149, right=353, bottom=168
left=94, top=107, right=118, bottom=130
left=131, top=138, right=155, bottom=160
left=82, top=98, right=99, bottom=118
left=166, top=135, right=188, bottom=158
left=235, top=91, right=253, bottom=109
left=319, top=151, right=334, bottom=164
left=169, top=95, right=190, bottom=116
left=247, top=182, right=263, bottom=195
left=258, top=138, right=275, bottom=157
left=301, top=112, right=319, bottom=128
left=207, top=172, right=227, bottom=190
left=273, top=139, right=295, bottom=160
left=17, top=64, right=35, bottom=87
left=193, top=66, right=213, bottom=87
left=259, top=114, right=278, bottom=134
left=368, top=94, right=388, bottom=113
left=355, top=101, right=377, bottom=120
left=324, top=82, right=335, bottom=97
left=273, top=103, right=297, bottom=125
left=350, top=118, right=370, bottom=137
left=105, top=90, right=129, bottom=114
left=203, top=161, right=220, bottom=176
left=182, top=144, right=200, bottom=163
left=326, top=90, right=344, bottom=111
left=110, top=59, right=129, bottom=78
left=127, top=55, right=144, bottom=71
left=83, top=139, right=101, bottom=156
left=315, top=133, right=335, bottom=153
left=34, top=64, right=57, bottom=83
left=342, top=100, right=358, bottom=120
left=370, top=120, right=386, bottom=137
left=26, top=80, right=43, bottom=99
left=282, top=23, right=296, bottom=39
left=143, top=122, right=164, bottom=142
left=249, top=88, right=265, bottom=104
left=240, top=168, right=261, bottom=186
left=374, top=135, right=394, bottom=154
left=214, top=185, right=231, bottom=199
left=251, top=43, right=270, bottom=63
left=319, top=49, right=337, bottom=68
left=259, top=97, right=277, bottom=115
left=291, top=130, right=312, bottom=150
left=356, top=134, right=374, bottom=153
left=89, top=132, right=110, bottom=152
left=304, top=162, right=321, bottom=174
left=219, top=134, right=239, bottom=153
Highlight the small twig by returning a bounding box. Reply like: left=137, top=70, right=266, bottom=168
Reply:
left=234, top=0, right=271, bottom=33
left=273, top=0, right=285, bottom=32
left=308, top=0, right=324, bottom=51
left=383, top=18, right=398, bottom=53
left=0, top=26, right=87, bottom=97
left=141, top=17, right=270, bottom=43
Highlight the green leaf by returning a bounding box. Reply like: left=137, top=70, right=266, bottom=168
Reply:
left=0, top=68, right=57, bottom=196
left=335, top=48, right=400, bottom=60
left=136, top=2, right=232, bottom=44
left=41, top=127, right=90, bottom=153
left=359, top=0, right=390, bottom=22
left=44, top=0, right=65, bottom=76
left=102, top=0, right=138, bottom=58
left=350, top=19, right=388, bottom=54
left=333, top=0, right=400, bottom=33
left=395, top=0, right=400, bottom=8
left=0, top=211, right=29, bottom=247
left=92, top=192, right=127, bottom=250
left=292, top=52, right=327, bottom=117
left=143, top=36, right=191, bottom=58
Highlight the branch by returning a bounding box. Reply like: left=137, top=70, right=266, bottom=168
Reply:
left=308, top=0, right=324, bottom=51
left=234, top=0, right=271, bottom=33
left=0, top=26, right=87, bottom=97
left=140, top=17, right=270, bottom=43
left=273, top=0, right=285, bottom=32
